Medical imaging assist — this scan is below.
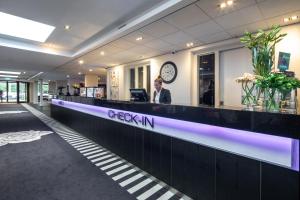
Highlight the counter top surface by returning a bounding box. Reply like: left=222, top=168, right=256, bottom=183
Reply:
left=55, top=96, right=300, bottom=139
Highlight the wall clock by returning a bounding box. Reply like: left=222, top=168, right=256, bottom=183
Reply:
left=160, top=61, right=177, bottom=84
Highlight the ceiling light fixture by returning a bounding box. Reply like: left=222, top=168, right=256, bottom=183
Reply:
left=220, top=2, right=227, bottom=8
left=78, top=60, right=84, bottom=64
left=66, top=75, right=70, bottom=78
left=0, top=12, right=55, bottom=42
left=100, top=51, right=105, bottom=56
left=227, top=0, right=233, bottom=6
left=186, top=42, right=194, bottom=47
left=220, top=1, right=234, bottom=9
left=27, top=72, right=43, bottom=80
left=136, top=36, right=143, bottom=41
left=0, top=74, right=18, bottom=78
left=89, top=69, right=93, bottom=72
left=78, top=72, right=82, bottom=75
left=64, top=25, right=70, bottom=30
left=0, top=71, right=21, bottom=75
left=291, top=16, right=299, bottom=20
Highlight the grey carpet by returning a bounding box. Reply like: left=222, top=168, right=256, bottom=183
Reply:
left=0, top=104, right=135, bottom=200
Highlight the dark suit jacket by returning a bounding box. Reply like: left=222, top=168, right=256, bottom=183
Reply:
left=153, top=88, right=171, bottom=104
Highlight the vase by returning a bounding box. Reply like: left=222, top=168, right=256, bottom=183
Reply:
left=241, top=81, right=257, bottom=110
left=264, top=88, right=280, bottom=112
left=280, top=89, right=297, bottom=114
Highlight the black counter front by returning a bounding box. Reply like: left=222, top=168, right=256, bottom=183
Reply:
left=50, top=96, right=299, bottom=200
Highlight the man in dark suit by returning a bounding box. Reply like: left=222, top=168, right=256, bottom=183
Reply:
left=153, top=76, right=171, bottom=104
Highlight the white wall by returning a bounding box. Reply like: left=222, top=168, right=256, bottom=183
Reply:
left=149, top=51, right=192, bottom=105
left=220, top=47, right=252, bottom=107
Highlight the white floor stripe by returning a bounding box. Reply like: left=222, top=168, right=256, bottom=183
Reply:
left=91, top=154, right=113, bottom=163
left=80, top=147, right=101, bottom=153
left=157, top=191, right=175, bottom=200
left=119, top=173, right=144, bottom=187
left=76, top=144, right=96, bottom=151
left=127, top=178, right=152, bottom=194
left=69, top=140, right=90, bottom=145
left=73, top=142, right=94, bottom=148
left=87, top=151, right=108, bottom=159
left=137, top=184, right=163, bottom=200
left=100, top=161, right=123, bottom=170
left=65, top=138, right=86, bottom=143
left=23, top=104, right=192, bottom=200
left=95, top=157, right=118, bottom=166
left=61, top=135, right=83, bottom=140
left=106, top=165, right=129, bottom=176
left=112, top=169, right=136, bottom=181
left=83, top=149, right=104, bottom=156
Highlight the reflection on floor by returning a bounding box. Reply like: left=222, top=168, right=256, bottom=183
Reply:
left=0, top=103, right=192, bottom=200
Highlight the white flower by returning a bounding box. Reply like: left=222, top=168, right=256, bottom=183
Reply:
left=235, top=73, right=256, bottom=83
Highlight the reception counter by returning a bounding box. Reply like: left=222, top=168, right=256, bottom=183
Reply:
left=51, top=96, right=299, bottom=200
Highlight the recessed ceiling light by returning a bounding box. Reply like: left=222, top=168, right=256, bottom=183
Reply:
left=227, top=0, right=233, bottom=6
left=64, top=25, right=70, bottom=30
left=0, top=12, right=55, bottom=42
left=78, top=72, right=82, bottom=75
left=100, top=51, right=105, bottom=56
left=186, top=42, right=194, bottom=47
left=0, top=74, right=18, bottom=78
left=66, top=75, right=70, bottom=78
left=23, top=72, right=26, bottom=74
left=0, top=70, right=21, bottom=75
left=78, top=60, right=84, bottom=64
left=220, top=2, right=227, bottom=8
left=89, top=69, right=93, bottom=72
left=136, top=36, right=143, bottom=41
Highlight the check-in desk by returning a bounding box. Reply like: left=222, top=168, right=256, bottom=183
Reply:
left=51, top=96, right=299, bottom=200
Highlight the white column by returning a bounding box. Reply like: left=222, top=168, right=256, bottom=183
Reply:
left=32, top=81, right=39, bottom=104
left=39, top=79, right=43, bottom=105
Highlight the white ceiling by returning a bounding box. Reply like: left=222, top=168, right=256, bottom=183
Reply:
left=0, top=0, right=300, bottom=81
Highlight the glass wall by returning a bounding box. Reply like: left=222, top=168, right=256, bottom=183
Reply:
left=7, top=82, right=17, bottom=102
left=0, top=81, right=29, bottom=103
left=0, top=81, right=7, bottom=103
left=19, top=82, right=28, bottom=102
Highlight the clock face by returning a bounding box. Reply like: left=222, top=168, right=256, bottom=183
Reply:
left=160, top=61, right=177, bottom=84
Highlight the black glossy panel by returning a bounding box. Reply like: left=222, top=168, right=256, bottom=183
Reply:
left=216, top=151, right=260, bottom=200
left=261, top=163, right=299, bottom=200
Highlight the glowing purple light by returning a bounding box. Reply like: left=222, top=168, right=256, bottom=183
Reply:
left=52, top=99, right=299, bottom=171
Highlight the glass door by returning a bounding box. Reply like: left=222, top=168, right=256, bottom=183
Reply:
left=7, top=82, right=17, bottom=102
left=198, top=53, right=215, bottom=106
left=0, top=81, right=7, bottom=103
left=19, top=82, right=28, bottom=102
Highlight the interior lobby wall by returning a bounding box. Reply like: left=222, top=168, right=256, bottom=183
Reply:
left=107, top=23, right=300, bottom=106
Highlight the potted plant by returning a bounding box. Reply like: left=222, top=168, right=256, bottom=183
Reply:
left=239, top=25, right=288, bottom=111
left=256, top=73, right=300, bottom=112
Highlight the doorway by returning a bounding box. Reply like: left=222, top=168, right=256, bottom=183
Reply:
left=0, top=81, right=29, bottom=103
left=198, top=53, right=215, bottom=106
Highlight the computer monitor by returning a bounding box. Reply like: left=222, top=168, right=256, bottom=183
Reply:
left=130, top=89, right=149, bottom=102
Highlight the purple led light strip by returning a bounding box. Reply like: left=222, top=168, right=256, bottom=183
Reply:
left=52, top=99, right=299, bottom=171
